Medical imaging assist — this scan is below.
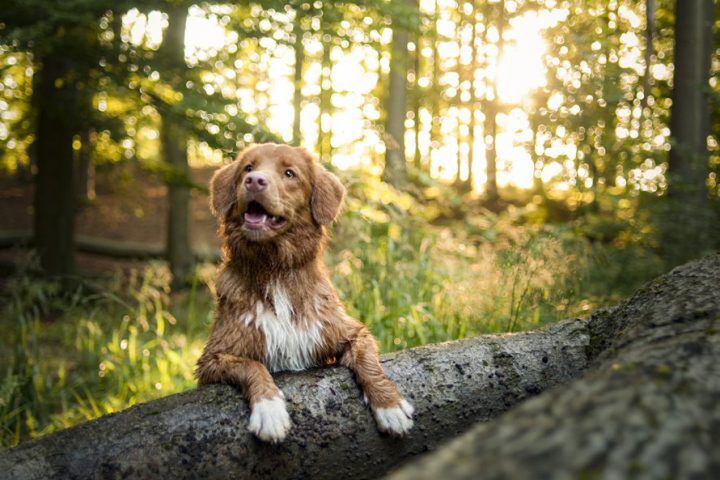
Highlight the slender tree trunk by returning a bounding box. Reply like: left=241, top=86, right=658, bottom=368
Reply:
left=483, top=1, right=504, bottom=203
left=455, top=111, right=463, bottom=186
left=33, top=55, right=76, bottom=275
left=383, top=15, right=411, bottom=188
left=454, top=10, right=467, bottom=190
left=429, top=0, right=441, bottom=174
left=530, top=119, right=544, bottom=195
left=292, top=16, right=304, bottom=146
left=159, top=5, right=193, bottom=289
left=483, top=101, right=498, bottom=200
left=663, top=0, right=714, bottom=264
left=318, top=30, right=332, bottom=164
left=413, top=32, right=422, bottom=169
left=641, top=0, right=656, bottom=115
left=76, top=128, right=96, bottom=205
left=468, top=1, right=479, bottom=190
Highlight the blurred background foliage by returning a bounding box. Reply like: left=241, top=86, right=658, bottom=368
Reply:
left=0, top=0, right=718, bottom=448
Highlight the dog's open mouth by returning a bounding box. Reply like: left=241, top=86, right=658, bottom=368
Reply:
left=243, top=200, right=286, bottom=231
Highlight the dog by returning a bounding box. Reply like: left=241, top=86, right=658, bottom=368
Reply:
left=195, top=143, right=414, bottom=443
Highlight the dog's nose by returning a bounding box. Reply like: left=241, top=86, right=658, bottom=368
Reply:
left=244, top=172, right=268, bottom=192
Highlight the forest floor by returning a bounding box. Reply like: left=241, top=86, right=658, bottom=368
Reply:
left=0, top=166, right=220, bottom=279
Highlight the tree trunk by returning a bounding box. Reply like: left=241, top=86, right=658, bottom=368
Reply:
left=292, top=16, right=304, bottom=146
left=483, top=99, right=498, bottom=201
left=159, top=5, right=193, bottom=289
left=429, top=0, right=440, bottom=174
left=412, top=31, right=422, bottom=170
left=641, top=0, right=656, bottom=115
left=317, top=15, right=332, bottom=164
left=75, top=128, right=96, bottom=205
left=483, top=1, right=504, bottom=203
left=454, top=9, right=466, bottom=190
left=389, top=254, right=720, bottom=480
left=467, top=0, right=479, bottom=191
left=663, top=0, right=714, bottom=265
left=383, top=17, right=410, bottom=188
left=530, top=123, right=544, bottom=195
left=3, top=254, right=719, bottom=479
left=33, top=55, right=76, bottom=276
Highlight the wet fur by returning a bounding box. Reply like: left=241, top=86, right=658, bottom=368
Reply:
left=196, top=143, right=413, bottom=442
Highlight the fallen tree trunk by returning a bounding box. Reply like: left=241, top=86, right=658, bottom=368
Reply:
left=2, top=254, right=718, bottom=479
left=388, top=253, right=720, bottom=480
left=1, top=320, right=590, bottom=479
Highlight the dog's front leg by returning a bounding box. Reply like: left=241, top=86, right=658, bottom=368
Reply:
left=196, top=352, right=291, bottom=443
left=339, top=322, right=414, bottom=436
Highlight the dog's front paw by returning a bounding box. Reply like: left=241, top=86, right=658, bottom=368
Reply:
left=248, top=395, right=291, bottom=443
left=372, top=398, right=414, bottom=436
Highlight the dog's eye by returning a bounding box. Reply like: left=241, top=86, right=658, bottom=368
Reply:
left=244, top=165, right=253, bottom=172
left=284, top=169, right=295, bottom=178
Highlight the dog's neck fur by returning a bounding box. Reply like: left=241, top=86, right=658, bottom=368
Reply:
left=218, top=217, right=331, bottom=308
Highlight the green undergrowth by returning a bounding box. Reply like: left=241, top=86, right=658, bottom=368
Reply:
left=0, top=176, right=666, bottom=448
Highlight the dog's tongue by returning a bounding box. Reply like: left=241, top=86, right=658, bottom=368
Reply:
left=244, top=211, right=267, bottom=225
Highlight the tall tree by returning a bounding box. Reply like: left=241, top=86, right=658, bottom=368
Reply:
left=75, top=128, right=96, bottom=205
left=33, top=53, right=79, bottom=275
left=482, top=0, right=505, bottom=203
left=158, top=4, right=194, bottom=288
left=383, top=3, right=414, bottom=188
left=429, top=0, right=441, bottom=173
left=641, top=0, right=656, bottom=116
left=467, top=0, right=480, bottom=191
left=663, top=0, right=715, bottom=264
left=412, top=32, right=422, bottom=170
left=292, top=11, right=305, bottom=146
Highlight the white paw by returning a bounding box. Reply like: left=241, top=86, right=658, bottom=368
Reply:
left=372, top=398, right=414, bottom=436
left=248, top=395, right=291, bottom=443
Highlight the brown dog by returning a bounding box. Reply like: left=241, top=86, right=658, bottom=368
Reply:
left=196, top=143, right=414, bottom=443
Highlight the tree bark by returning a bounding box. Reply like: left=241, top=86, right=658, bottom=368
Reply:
left=33, top=55, right=77, bottom=276
left=389, top=253, right=720, bottom=480
left=2, top=254, right=718, bottom=479
left=663, top=0, right=714, bottom=265
left=292, top=15, right=304, bottom=146
left=159, top=5, right=193, bottom=289
left=383, top=15, right=410, bottom=188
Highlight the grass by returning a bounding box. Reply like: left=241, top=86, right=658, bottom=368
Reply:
left=0, top=262, right=212, bottom=448
left=0, top=182, right=667, bottom=449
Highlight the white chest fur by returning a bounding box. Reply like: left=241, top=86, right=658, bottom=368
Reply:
left=244, top=285, right=322, bottom=372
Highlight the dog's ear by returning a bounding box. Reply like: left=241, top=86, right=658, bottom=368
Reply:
left=209, top=160, right=240, bottom=218
left=311, top=166, right=346, bottom=225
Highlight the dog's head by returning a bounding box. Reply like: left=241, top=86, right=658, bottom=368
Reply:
left=210, top=143, right=345, bottom=243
